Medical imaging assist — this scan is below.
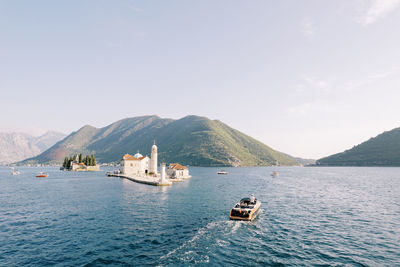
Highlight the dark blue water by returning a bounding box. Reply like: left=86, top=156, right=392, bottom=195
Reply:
left=1, top=166, right=399, bottom=266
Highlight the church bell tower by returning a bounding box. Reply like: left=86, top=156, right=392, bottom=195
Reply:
left=150, top=140, right=158, bottom=174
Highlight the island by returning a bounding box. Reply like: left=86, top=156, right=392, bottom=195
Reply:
left=108, top=142, right=191, bottom=186
left=61, top=154, right=100, bottom=171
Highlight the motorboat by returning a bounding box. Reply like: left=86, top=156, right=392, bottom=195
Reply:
left=36, top=172, right=49, bottom=178
left=271, top=171, right=279, bottom=177
left=217, top=170, right=228, bottom=175
left=229, top=195, right=261, bottom=221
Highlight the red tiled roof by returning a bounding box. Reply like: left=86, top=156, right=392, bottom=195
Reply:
left=72, top=162, right=85, bottom=165
left=122, top=154, right=147, bottom=161
left=169, top=163, right=187, bottom=170
left=122, top=154, right=139, bottom=160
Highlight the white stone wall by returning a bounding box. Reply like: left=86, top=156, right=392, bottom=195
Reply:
left=182, top=169, right=189, bottom=177
left=121, top=157, right=149, bottom=176
left=121, top=160, right=139, bottom=175
left=140, top=157, right=150, bottom=174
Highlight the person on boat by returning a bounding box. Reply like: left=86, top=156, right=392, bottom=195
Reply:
left=250, top=194, right=255, bottom=204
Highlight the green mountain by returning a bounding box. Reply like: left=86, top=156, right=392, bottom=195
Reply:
left=317, top=127, right=400, bottom=166
left=21, top=115, right=300, bottom=166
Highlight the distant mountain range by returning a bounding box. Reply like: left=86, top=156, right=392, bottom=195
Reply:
left=317, top=127, right=400, bottom=166
left=21, top=115, right=304, bottom=167
left=0, top=131, right=66, bottom=165
left=291, top=157, right=316, bottom=166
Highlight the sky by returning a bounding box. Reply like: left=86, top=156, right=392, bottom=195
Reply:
left=1, top=0, right=400, bottom=159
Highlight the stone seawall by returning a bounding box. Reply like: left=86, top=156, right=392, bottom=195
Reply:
left=107, top=173, right=172, bottom=186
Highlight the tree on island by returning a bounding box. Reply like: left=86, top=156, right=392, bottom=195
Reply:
left=63, top=157, right=69, bottom=168
left=82, top=154, right=97, bottom=166
left=69, top=156, right=74, bottom=168
left=63, top=154, right=97, bottom=169
left=91, top=155, right=96, bottom=166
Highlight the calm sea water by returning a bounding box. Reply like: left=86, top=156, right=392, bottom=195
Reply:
left=0, top=166, right=399, bottom=266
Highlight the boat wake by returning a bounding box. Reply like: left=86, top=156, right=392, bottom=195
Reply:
left=229, top=220, right=244, bottom=234
left=160, top=220, right=222, bottom=262
left=159, top=217, right=262, bottom=265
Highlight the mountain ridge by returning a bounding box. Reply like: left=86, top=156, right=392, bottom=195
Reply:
left=317, top=127, right=400, bottom=166
left=21, top=115, right=301, bottom=166
left=0, top=131, right=66, bottom=165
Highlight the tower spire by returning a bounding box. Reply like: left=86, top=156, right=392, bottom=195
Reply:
left=150, top=141, right=158, bottom=174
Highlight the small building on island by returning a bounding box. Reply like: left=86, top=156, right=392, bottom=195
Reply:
left=119, top=142, right=190, bottom=180
left=70, top=162, right=86, bottom=171
left=167, top=163, right=191, bottom=179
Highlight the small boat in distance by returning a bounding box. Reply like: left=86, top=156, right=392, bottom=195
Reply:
left=229, top=195, right=261, bottom=221
left=217, top=170, right=228, bottom=175
left=10, top=167, right=21, bottom=175
left=12, top=170, right=21, bottom=175
left=271, top=171, right=279, bottom=177
left=36, top=172, right=49, bottom=178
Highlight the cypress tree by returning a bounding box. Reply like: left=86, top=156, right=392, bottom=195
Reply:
left=79, top=153, right=83, bottom=163
left=92, top=155, right=96, bottom=166
left=63, top=157, right=68, bottom=168
left=67, top=157, right=73, bottom=169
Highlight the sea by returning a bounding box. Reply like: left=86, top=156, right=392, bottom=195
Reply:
left=0, top=166, right=399, bottom=266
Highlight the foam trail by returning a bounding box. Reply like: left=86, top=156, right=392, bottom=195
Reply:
left=231, top=221, right=242, bottom=234
left=160, top=220, right=223, bottom=260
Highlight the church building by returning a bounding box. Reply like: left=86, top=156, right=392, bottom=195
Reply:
left=120, top=142, right=158, bottom=176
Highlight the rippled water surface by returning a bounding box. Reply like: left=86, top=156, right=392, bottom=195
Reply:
left=1, top=166, right=399, bottom=266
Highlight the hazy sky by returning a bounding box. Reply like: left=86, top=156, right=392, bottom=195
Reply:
left=1, top=0, right=400, bottom=159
